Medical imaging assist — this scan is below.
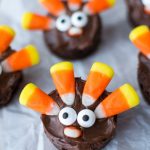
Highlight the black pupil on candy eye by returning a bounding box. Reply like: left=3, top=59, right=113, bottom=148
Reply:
left=61, top=19, right=66, bottom=24
left=82, top=115, right=89, bottom=121
left=63, top=112, right=68, bottom=119
left=78, top=16, right=82, bottom=21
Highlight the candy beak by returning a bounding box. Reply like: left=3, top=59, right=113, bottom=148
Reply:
left=68, top=27, right=83, bottom=37
left=64, top=126, right=82, bottom=138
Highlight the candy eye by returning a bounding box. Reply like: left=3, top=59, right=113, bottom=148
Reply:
left=56, top=15, right=71, bottom=32
left=0, top=65, right=2, bottom=75
left=59, top=107, right=77, bottom=126
left=77, top=109, right=96, bottom=128
left=71, top=11, right=88, bottom=28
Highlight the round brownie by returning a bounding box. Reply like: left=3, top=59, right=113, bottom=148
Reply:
left=42, top=78, right=117, bottom=150
left=0, top=47, right=22, bottom=106
left=138, top=53, right=150, bottom=104
left=43, top=2, right=102, bottom=59
left=126, top=0, right=150, bottom=27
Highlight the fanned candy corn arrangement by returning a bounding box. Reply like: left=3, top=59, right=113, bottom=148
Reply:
left=0, top=25, right=40, bottom=106
left=22, top=0, right=115, bottom=31
left=19, top=62, right=139, bottom=147
left=21, top=0, right=116, bottom=59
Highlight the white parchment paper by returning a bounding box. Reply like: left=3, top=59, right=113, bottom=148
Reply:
left=0, top=0, right=150, bottom=150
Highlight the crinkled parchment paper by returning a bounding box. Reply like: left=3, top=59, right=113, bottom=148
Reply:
left=0, top=0, right=150, bottom=150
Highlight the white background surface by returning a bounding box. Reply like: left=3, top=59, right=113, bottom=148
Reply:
left=0, top=0, right=150, bottom=150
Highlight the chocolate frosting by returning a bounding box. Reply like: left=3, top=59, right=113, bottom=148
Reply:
left=126, top=0, right=150, bottom=26
left=43, top=2, right=102, bottom=59
left=42, top=78, right=117, bottom=150
left=138, top=53, right=150, bottom=104
left=0, top=48, right=22, bottom=106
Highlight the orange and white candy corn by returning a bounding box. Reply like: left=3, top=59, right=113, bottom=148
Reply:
left=50, top=62, right=75, bottom=106
left=22, top=13, right=54, bottom=30
left=19, top=83, right=60, bottom=115
left=83, top=0, right=116, bottom=15
left=39, top=0, right=65, bottom=16
left=0, top=25, right=15, bottom=54
left=94, top=84, right=140, bottom=118
left=82, top=62, right=114, bottom=107
left=1, top=45, right=40, bottom=73
left=129, top=25, right=150, bottom=58
left=68, top=0, right=82, bottom=11
left=64, top=126, right=82, bottom=138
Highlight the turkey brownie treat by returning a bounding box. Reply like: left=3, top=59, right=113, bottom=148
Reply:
left=21, top=0, right=115, bottom=59
left=19, top=62, right=139, bottom=150
left=126, top=0, right=150, bottom=27
left=0, top=25, right=40, bottom=106
left=130, top=25, right=150, bottom=104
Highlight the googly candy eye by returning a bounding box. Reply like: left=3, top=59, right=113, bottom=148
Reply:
left=59, top=107, right=77, bottom=126
left=77, top=109, right=96, bottom=128
left=71, top=11, right=88, bottom=28
left=0, top=65, right=2, bottom=75
left=56, top=15, right=71, bottom=32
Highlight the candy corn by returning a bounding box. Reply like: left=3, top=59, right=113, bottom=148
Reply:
left=19, top=83, right=60, bottom=115
left=94, top=84, right=140, bottom=118
left=50, top=62, right=75, bottom=105
left=82, top=62, right=114, bottom=107
left=83, top=0, right=116, bottom=15
left=129, top=25, right=150, bottom=58
left=64, top=126, right=82, bottom=138
left=22, top=13, right=54, bottom=30
left=39, top=0, right=65, bottom=16
left=0, top=25, right=15, bottom=54
left=68, top=0, right=82, bottom=11
left=1, top=45, right=40, bottom=73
